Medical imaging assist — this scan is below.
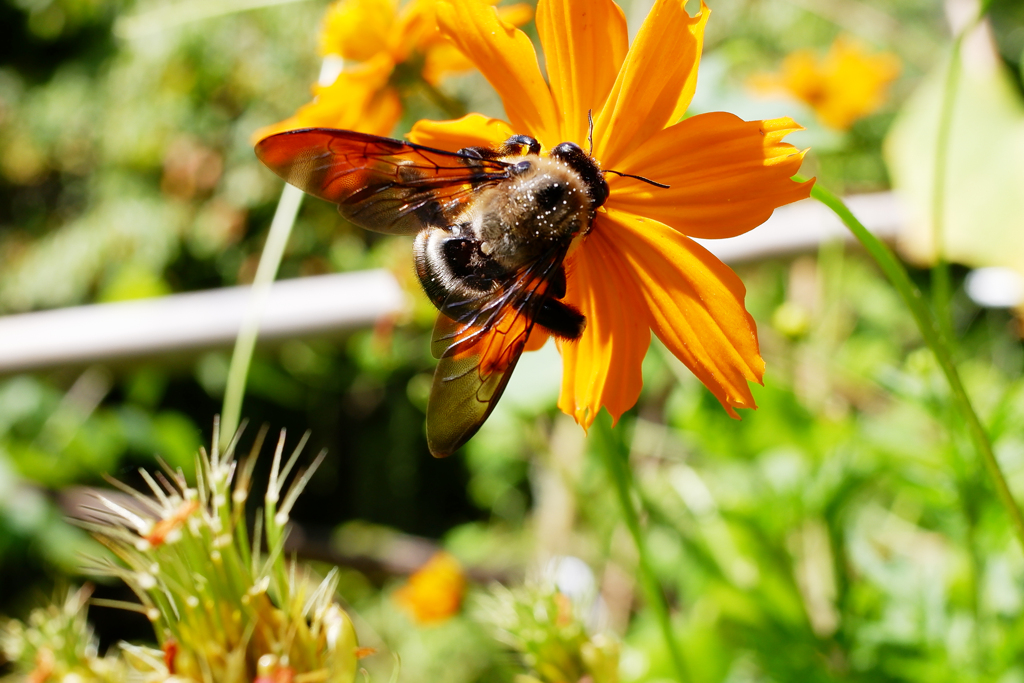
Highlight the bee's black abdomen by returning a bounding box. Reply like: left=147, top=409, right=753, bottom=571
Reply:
left=441, top=238, right=478, bottom=278
left=414, top=228, right=508, bottom=311
left=536, top=298, right=585, bottom=340
left=442, top=237, right=505, bottom=286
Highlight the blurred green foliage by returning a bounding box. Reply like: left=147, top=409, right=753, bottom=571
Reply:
left=0, top=0, right=1023, bottom=680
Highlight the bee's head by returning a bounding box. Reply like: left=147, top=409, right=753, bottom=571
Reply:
left=549, top=142, right=609, bottom=209
left=549, top=135, right=671, bottom=207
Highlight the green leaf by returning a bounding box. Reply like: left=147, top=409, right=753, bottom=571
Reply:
left=884, top=47, right=1024, bottom=278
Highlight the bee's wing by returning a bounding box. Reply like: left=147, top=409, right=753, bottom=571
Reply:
left=425, top=313, right=527, bottom=458
left=255, top=128, right=510, bottom=235
left=425, top=245, right=569, bottom=457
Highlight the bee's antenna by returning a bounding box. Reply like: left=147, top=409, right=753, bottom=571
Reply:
left=584, top=109, right=666, bottom=188
left=587, top=110, right=595, bottom=156
left=604, top=169, right=670, bottom=188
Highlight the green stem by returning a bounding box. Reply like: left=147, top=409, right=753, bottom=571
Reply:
left=593, top=415, right=689, bottom=683
left=419, top=79, right=466, bottom=120
left=930, top=0, right=996, bottom=345
left=965, top=502, right=985, bottom=669
left=802, top=178, right=1024, bottom=549
left=930, top=33, right=964, bottom=341
left=220, top=183, right=304, bottom=448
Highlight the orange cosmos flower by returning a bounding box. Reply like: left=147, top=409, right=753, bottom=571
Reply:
left=751, top=37, right=901, bottom=131
left=393, top=551, right=467, bottom=623
left=406, top=0, right=813, bottom=429
left=256, top=0, right=531, bottom=139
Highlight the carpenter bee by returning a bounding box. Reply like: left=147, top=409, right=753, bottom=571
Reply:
left=255, top=127, right=662, bottom=457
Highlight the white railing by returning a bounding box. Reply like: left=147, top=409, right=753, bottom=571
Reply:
left=0, top=192, right=919, bottom=373
left=0, top=269, right=405, bottom=372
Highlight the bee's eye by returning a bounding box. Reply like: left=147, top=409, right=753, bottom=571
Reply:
left=535, top=183, right=564, bottom=211
left=509, top=160, right=532, bottom=176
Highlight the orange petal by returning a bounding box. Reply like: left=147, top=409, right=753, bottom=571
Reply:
left=394, top=0, right=440, bottom=60
left=252, top=56, right=397, bottom=141
left=495, top=2, right=533, bottom=28
left=436, top=0, right=560, bottom=146
left=407, top=114, right=514, bottom=151
left=360, top=87, right=403, bottom=136
left=418, top=3, right=534, bottom=83
left=525, top=328, right=550, bottom=352
left=592, top=0, right=708, bottom=168
left=606, top=208, right=763, bottom=416
left=609, top=113, right=813, bottom=239
left=558, top=221, right=650, bottom=430
left=422, top=43, right=474, bottom=83
left=319, top=0, right=396, bottom=60
left=666, top=0, right=709, bottom=127
left=536, top=0, right=628, bottom=145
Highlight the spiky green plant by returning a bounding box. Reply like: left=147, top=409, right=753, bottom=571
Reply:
left=0, top=586, right=143, bottom=682
left=2, top=423, right=361, bottom=683
left=475, top=582, right=619, bottom=683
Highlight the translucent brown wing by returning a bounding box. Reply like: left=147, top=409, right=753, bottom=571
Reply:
left=425, top=245, right=570, bottom=457
left=255, top=128, right=511, bottom=235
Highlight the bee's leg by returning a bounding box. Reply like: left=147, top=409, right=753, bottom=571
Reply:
left=458, top=136, right=540, bottom=161
left=547, top=265, right=568, bottom=300
left=536, top=298, right=585, bottom=340
left=499, top=135, right=541, bottom=157
left=456, top=145, right=503, bottom=161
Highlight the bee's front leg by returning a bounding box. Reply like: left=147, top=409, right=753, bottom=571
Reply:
left=498, top=135, right=541, bottom=157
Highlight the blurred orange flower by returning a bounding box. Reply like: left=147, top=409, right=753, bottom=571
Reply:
left=256, top=0, right=531, bottom=140
left=751, top=37, right=901, bottom=131
left=393, top=551, right=466, bottom=624
left=408, top=0, right=813, bottom=429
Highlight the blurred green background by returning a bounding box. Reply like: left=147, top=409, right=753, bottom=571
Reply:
left=1, top=0, right=1024, bottom=680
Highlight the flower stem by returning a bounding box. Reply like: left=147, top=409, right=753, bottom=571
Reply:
left=930, top=33, right=964, bottom=341
left=418, top=80, right=466, bottom=121
left=220, top=183, right=304, bottom=448
left=801, top=178, right=1024, bottom=549
left=593, top=414, right=689, bottom=683
left=931, top=0, right=995, bottom=343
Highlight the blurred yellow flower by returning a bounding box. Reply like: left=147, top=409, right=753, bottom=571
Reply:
left=408, top=0, right=812, bottom=428
left=256, top=0, right=531, bottom=139
left=393, top=551, right=467, bottom=623
left=751, top=37, right=900, bottom=131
